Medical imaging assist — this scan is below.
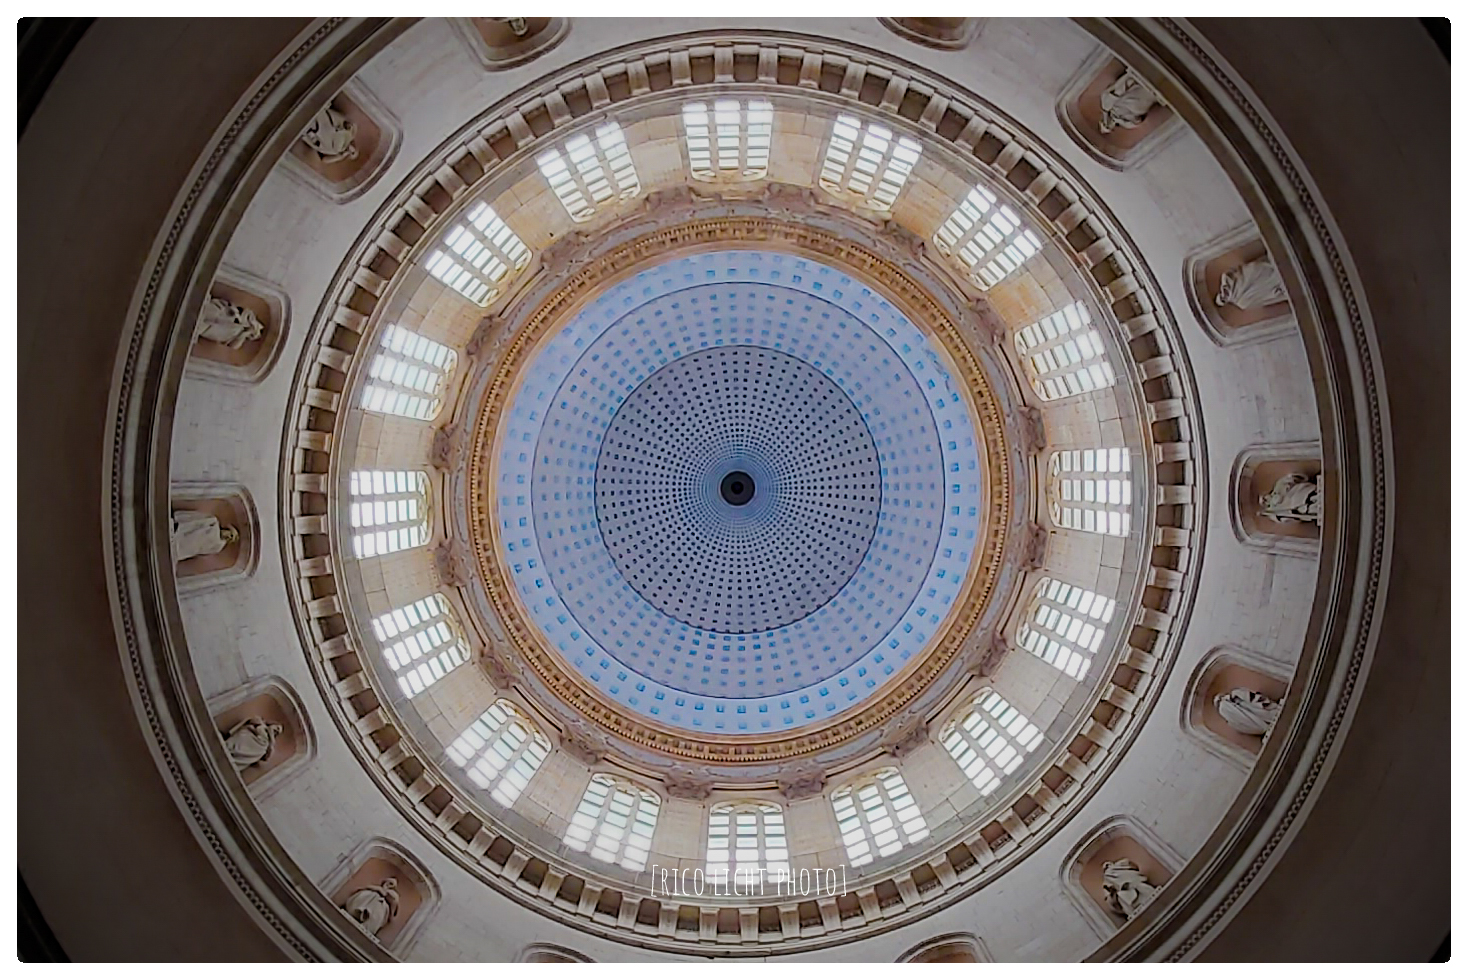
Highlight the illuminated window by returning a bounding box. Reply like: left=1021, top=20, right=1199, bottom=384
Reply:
left=348, top=469, right=429, bottom=558
left=933, top=184, right=1042, bottom=289
left=537, top=122, right=640, bottom=222
left=359, top=324, right=457, bottom=420
left=818, top=114, right=921, bottom=210
left=425, top=200, right=531, bottom=306
left=831, top=768, right=928, bottom=868
left=1014, top=303, right=1117, bottom=401
left=705, top=802, right=790, bottom=888
left=1016, top=577, right=1116, bottom=682
left=563, top=774, right=660, bottom=872
left=1049, top=447, right=1133, bottom=537
left=446, top=700, right=550, bottom=807
left=941, top=689, right=1044, bottom=797
left=682, top=99, right=773, bottom=180
left=369, top=593, right=470, bottom=698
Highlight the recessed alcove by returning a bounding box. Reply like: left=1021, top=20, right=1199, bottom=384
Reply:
left=321, top=839, right=440, bottom=955
left=450, top=17, right=569, bottom=71
left=898, top=932, right=990, bottom=962
left=207, top=676, right=314, bottom=798
left=1057, top=50, right=1183, bottom=171
left=169, top=484, right=259, bottom=593
left=1184, top=225, right=1296, bottom=347
left=185, top=267, right=290, bottom=384
left=281, top=81, right=401, bottom=204
left=1063, top=816, right=1182, bottom=936
left=1229, top=443, right=1323, bottom=556
left=1182, top=647, right=1291, bottom=766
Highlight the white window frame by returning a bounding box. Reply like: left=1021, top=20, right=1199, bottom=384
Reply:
left=348, top=469, right=430, bottom=558
left=1015, top=576, right=1116, bottom=682
left=933, top=183, right=1042, bottom=289
left=537, top=121, right=641, bottom=222
left=360, top=323, right=457, bottom=421
left=831, top=768, right=929, bottom=868
left=681, top=99, right=773, bottom=181
left=940, top=689, right=1044, bottom=797
left=705, top=801, right=790, bottom=888
left=425, top=200, right=532, bottom=307
left=369, top=593, right=470, bottom=698
left=818, top=113, right=922, bottom=211
left=1049, top=447, right=1133, bottom=537
left=1014, top=302, right=1117, bottom=402
left=446, top=700, right=550, bottom=807
left=563, top=773, right=661, bottom=872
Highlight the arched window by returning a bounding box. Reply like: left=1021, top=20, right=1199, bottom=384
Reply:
left=348, top=469, right=430, bottom=557
left=1049, top=447, right=1133, bottom=537
left=536, top=121, right=640, bottom=222
left=818, top=113, right=921, bottom=210
left=359, top=324, right=457, bottom=420
left=425, top=200, right=531, bottom=306
left=831, top=768, right=928, bottom=868
left=705, top=802, right=790, bottom=888
left=933, top=184, right=1041, bottom=289
left=369, top=593, right=470, bottom=698
left=681, top=99, right=773, bottom=180
left=446, top=700, right=550, bottom=807
left=1016, top=577, right=1116, bottom=682
left=563, top=773, right=660, bottom=871
left=940, top=689, right=1044, bottom=796
left=1014, top=303, right=1117, bottom=402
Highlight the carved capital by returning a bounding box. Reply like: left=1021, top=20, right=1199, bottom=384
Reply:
left=964, top=300, right=1007, bottom=348
left=879, top=711, right=930, bottom=760
left=433, top=540, right=472, bottom=588
left=430, top=423, right=462, bottom=471
left=558, top=719, right=612, bottom=766
left=778, top=762, right=827, bottom=801
left=1016, top=521, right=1049, bottom=572
left=965, top=631, right=1009, bottom=678
left=464, top=314, right=501, bottom=360
left=1015, top=404, right=1046, bottom=454
left=481, top=641, right=523, bottom=691
left=663, top=765, right=715, bottom=801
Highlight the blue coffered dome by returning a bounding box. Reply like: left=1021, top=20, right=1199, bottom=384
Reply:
left=495, top=250, right=984, bottom=732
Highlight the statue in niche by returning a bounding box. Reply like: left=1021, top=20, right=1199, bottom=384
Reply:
left=342, top=877, right=400, bottom=937
left=1215, top=257, right=1287, bottom=310
left=1214, top=687, right=1282, bottom=737
left=171, top=509, right=240, bottom=562
left=1098, top=71, right=1162, bottom=134
left=495, top=17, right=530, bottom=36
left=195, top=296, right=265, bottom=349
left=1258, top=472, right=1321, bottom=525
left=223, top=716, right=284, bottom=771
left=1101, top=858, right=1158, bottom=921
left=301, top=101, right=358, bottom=165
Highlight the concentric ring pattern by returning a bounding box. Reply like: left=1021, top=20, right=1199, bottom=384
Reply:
left=596, top=346, right=881, bottom=635
left=496, top=251, right=984, bottom=732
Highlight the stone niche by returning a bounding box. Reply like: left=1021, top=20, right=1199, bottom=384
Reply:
left=1229, top=443, right=1323, bottom=556
left=282, top=80, right=401, bottom=204
left=207, top=676, right=314, bottom=799
left=169, top=484, right=259, bottom=593
left=877, top=18, right=984, bottom=50
left=185, top=267, right=290, bottom=385
left=1182, top=646, right=1291, bottom=766
left=1184, top=225, right=1295, bottom=347
left=321, top=838, right=440, bottom=956
left=1062, top=816, right=1182, bottom=935
left=899, top=933, right=991, bottom=963
left=450, top=17, right=570, bottom=71
left=517, top=944, right=595, bottom=963
left=1057, top=49, right=1183, bottom=171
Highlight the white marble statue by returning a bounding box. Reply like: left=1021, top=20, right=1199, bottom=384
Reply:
left=495, top=17, right=530, bottom=36
left=1214, top=688, right=1282, bottom=737
left=171, top=509, right=240, bottom=562
left=1101, top=858, right=1158, bottom=921
left=223, top=716, right=284, bottom=771
left=1098, top=71, right=1162, bottom=134
left=301, top=102, right=358, bottom=165
left=1215, top=257, right=1287, bottom=310
left=343, top=877, right=400, bottom=937
left=195, top=296, right=265, bottom=349
left=1258, top=472, right=1321, bottom=525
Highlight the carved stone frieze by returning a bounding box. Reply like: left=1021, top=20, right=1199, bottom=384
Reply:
left=879, top=710, right=931, bottom=760
left=559, top=719, right=613, bottom=766
left=429, top=423, right=462, bottom=471
left=777, top=762, right=827, bottom=801
left=1015, top=522, right=1049, bottom=573
left=1015, top=404, right=1046, bottom=454
left=663, top=765, right=715, bottom=801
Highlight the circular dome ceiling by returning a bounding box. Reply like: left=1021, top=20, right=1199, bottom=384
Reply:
left=495, top=249, right=984, bottom=732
